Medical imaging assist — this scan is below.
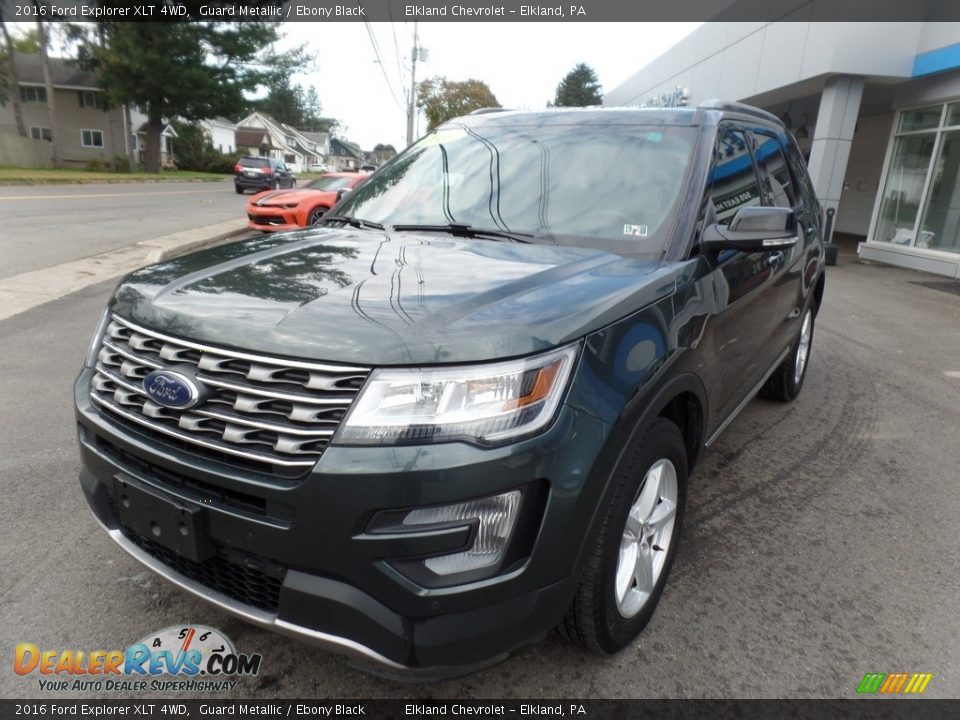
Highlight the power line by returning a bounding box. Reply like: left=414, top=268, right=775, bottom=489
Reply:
left=386, top=4, right=408, bottom=97
left=362, top=19, right=406, bottom=113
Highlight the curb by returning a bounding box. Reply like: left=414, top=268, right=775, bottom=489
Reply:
left=140, top=219, right=247, bottom=263
left=0, top=220, right=248, bottom=323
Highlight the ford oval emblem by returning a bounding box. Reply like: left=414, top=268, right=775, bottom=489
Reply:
left=142, top=370, right=201, bottom=409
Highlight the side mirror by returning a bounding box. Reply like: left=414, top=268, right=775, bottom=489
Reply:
left=701, top=206, right=798, bottom=253
left=336, top=187, right=353, bottom=202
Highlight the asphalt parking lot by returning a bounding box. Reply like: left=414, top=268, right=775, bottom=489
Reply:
left=1, top=247, right=958, bottom=699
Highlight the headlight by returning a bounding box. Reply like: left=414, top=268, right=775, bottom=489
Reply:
left=335, top=344, right=579, bottom=446
left=84, top=309, right=111, bottom=367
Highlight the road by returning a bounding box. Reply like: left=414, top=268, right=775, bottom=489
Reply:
left=0, top=181, right=247, bottom=280
left=1, top=256, right=958, bottom=700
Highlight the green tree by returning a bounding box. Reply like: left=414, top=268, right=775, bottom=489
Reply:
left=170, top=120, right=238, bottom=174
left=71, top=14, right=303, bottom=173
left=170, top=120, right=212, bottom=171
left=11, top=28, right=41, bottom=53
left=259, top=78, right=304, bottom=127
left=35, top=15, right=63, bottom=168
left=0, top=12, right=27, bottom=136
left=553, top=63, right=602, bottom=107
left=256, top=78, right=340, bottom=135
left=417, top=77, right=499, bottom=132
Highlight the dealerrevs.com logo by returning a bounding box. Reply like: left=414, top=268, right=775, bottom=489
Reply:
left=14, top=625, right=262, bottom=692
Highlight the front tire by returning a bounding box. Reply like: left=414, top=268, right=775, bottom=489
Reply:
left=308, top=207, right=329, bottom=225
left=760, top=307, right=814, bottom=402
left=560, top=418, right=688, bottom=654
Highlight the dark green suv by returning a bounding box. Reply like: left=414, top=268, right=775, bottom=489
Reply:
left=76, top=102, right=825, bottom=676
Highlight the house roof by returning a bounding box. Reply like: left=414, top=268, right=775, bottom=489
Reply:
left=302, top=132, right=330, bottom=146
left=135, top=122, right=177, bottom=137
left=330, top=138, right=362, bottom=158
left=236, top=127, right=271, bottom=148
left=13, top=51, right=100, bottom=90
left=201, top=116, right=237, bottom=129
left=291, top=139, right=320, bottom=158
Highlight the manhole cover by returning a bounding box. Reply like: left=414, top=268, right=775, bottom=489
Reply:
left=913, top=280, right=960, bottom=296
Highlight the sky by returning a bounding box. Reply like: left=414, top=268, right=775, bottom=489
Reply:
left=19, top=21, right=701, bottom=151
left=277, top=22, right=702, bottom=150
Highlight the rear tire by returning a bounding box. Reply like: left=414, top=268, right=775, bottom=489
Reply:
left=234, top=185, right=243, bottom=195
left=760, top=307, right=814, bottom=402
left=560, top=418, right=687, bottom=654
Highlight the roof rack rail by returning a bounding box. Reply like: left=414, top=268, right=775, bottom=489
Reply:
left=699, top=99, right=781, bottom=125
left=469, top=107, right=512, bottom=115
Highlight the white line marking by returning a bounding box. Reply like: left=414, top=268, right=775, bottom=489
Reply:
left=0, top=188, right=228, bottom=201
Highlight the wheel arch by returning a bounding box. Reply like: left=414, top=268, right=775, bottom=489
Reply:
left=621, top=372, right=709, bottom=473
left=812, top=271, right=826, bottom=316
left=570, top=372, right=708, bottom=580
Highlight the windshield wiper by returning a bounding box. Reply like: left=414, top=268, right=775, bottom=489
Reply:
left=322, top=215, right=385, bottom=230
left=390, top=223, right=536, bottom=243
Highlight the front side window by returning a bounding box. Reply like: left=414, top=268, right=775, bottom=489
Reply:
left=708, top=127, right=762, bottom=225
left=752, top=131, right=797, bottom=209
left=336, top=122, right=697, bottom=255
left=81, top=129, right=104, bottom=148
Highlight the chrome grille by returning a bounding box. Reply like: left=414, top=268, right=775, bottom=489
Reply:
left=90, top=315, right=369, bottom=470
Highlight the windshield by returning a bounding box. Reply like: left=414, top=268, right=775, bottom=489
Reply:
left=307, top=176, right=355, bottom=191
left=335, top=122, right=696, bottom=253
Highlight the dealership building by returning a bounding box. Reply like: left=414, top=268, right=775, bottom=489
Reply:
left=606, top=20, right=960, bottom=278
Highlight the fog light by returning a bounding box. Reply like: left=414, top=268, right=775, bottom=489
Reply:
left=403, top=490, right=521, bottom=576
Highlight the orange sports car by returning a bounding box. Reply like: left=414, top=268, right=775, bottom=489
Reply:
left=245, top=172, right=368, bottom=232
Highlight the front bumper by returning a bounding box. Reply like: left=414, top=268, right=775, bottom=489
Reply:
left=75, top=367, right=612, bottom=673
left=246, top=209, right=301, bottom=232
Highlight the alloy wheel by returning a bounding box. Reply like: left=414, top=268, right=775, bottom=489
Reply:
left=794, top=310, right=812, bottom=385
left=615, top=458, right=678, bottom=618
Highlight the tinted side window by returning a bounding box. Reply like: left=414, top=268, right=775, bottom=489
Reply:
left=752, top=131, right=796, bottom=209
left=709, top=127, right=762, bottom=225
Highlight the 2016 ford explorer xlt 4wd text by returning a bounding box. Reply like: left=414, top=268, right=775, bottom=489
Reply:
left=76, top=102, right=826, bottom=676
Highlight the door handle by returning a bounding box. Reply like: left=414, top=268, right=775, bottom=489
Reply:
left=767, top=251, right=784, bottom=266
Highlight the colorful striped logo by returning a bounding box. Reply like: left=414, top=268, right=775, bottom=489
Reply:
left=857, top=672, right=933, bottom=694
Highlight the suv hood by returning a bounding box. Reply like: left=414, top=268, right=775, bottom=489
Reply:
left=112, top=228, right=676, bottom=365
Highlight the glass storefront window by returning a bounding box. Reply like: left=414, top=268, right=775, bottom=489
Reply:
left=918, top=130, right=960, bottom=252
left=898, top=105, right=942, bottom=133
left=875, top=134, right=936, bottom=246
left=946, top=102, right=960, bottom=128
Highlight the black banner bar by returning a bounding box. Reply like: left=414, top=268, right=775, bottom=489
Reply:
left=2, top=700, right=959, bottom=720
left=3, top=0, right=960, bottom=22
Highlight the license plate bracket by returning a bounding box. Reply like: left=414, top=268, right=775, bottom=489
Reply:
left=113, top=475, right=215, bottom=563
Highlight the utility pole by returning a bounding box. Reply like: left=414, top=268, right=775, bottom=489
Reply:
left=406, top=22, right=418, bottom=146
